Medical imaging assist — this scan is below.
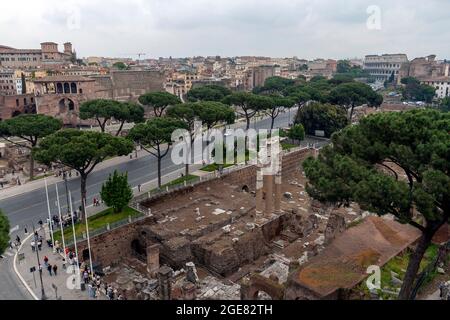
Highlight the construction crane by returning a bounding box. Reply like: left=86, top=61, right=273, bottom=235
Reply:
left=119, top=53, right=148, bottom=65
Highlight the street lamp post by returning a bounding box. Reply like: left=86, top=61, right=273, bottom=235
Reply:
left=63, top=171, right=70, bottom=215
left=32, top=222, right=46, bottom=300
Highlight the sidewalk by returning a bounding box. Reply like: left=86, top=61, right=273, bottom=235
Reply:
left=14, top=228, right=106, bottom=300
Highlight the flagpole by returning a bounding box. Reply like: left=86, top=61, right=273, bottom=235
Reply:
left=68, top=191, right=81, bottom=284
left=44, top=178, right=55, bottom=252
left=83, top=199, right=94, bottom=278
left=55, top=183, right=67, bottom=261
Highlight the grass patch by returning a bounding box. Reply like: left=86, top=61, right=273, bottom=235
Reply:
left=162, top=174, right=198, bottom=187
left=354, top=244, right=439, bottom=299
left=279, top=129, right=288, bottom=138
left=53, top=206, right=141, bottom=242
left=31, top=173, right=54, bottom=181
left=200, top=163, right=234, bottom=172
left=151, top=174, right=199, bottom=192
left=281, top=142, right=298, bottom=151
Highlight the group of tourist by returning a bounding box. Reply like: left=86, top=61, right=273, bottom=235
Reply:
left=42, top=255, right=58, bottom=276
left=93, top=197, right=102, bottom=206
left=84, top=271, right=125, bottom=300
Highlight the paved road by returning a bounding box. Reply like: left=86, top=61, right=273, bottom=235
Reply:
left=0, top=246, right=32, bottom=300
left=0, top=110, right=328, bottom=300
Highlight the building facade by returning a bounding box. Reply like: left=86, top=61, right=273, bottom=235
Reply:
left=363, top=54, right=408, bottom=82
left=420, top=77, right=450, bottom=99
left=33, top=70, right=166, bottom=126
left=244, top=65, right=276, bottom=91
left=0, top=42, right=74, bottom=69
left=0, top=93, right=36, bottom=121
left=33, top=75, right=99, bottom=126
left=0, top=69, right=17, bottom=95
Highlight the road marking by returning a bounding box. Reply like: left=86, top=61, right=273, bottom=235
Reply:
left=13, top=231, right=39, bottom=300
left=9, top=225, right=19, bottom=234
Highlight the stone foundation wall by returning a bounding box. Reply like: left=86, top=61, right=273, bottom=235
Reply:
left=261, top=212, right=291, bottom=242
left=191, top=229, right=269, bottom=276
left=74, top=216, right=154, bottom=268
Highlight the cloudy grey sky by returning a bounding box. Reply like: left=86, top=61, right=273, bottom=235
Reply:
left=1, top=0, right=449, bottom=60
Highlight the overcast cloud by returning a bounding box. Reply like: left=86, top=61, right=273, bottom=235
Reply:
left=1, top=0, right=449, bottom=60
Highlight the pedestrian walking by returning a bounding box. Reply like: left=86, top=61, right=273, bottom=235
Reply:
left=138, top=184, right=142, bottom=192
left=107, top=286, right=114, bottom=300
left=43, top=256, right=49, bottom=266
left=83, top=270, right=89, bottom=284
left=87, top=283, right=93, bottom=298
left=9, top=240, right=13, bottom=250
left=15, top=235, right=21, bottom=245
left=52, top=264, right=58, bottom=276
left=24, top=227, right=28, bottom=234
left=31, top=241, right=36, bottom=252
left=54, top=240, right=60, bottom=253
left=47, top=263, right=53, bottom=276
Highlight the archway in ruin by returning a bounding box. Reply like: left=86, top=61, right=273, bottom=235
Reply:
left=70, top=82, right=77, bottom=94
left=58, top=98, right=75, bottom=113
left=82, top=248, right=92, bottom=262
left=11, top=110, right=22, bottom=117
left=63, top=82, right=70, bottom=94
left=56, top=83, right=63, bottom=94
left=131, top=239, right=147, bottom=261
left=240, top=274, right=284, bottom=300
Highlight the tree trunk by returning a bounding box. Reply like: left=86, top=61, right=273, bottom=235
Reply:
left=115, top=121, right=125, bottom=136
left=185, top=163, right=189, bottom=177
left=397, top=231, right=433, bottom=299
left=270, top=116, right=275, bottom=130
left=157, top=157, right=162, bottom=188
left=349, top=105, right=355, bottom=123
left=80, top=174, right=88, bottom=221
left=246, top=116, right=251, bottom=130
left=29, top=153, right=34, bottom=180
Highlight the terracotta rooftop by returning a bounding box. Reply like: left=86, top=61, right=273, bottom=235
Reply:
left=0, top=45, right=41, bottom=54
left=292, top=216, right=421, bottom=297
